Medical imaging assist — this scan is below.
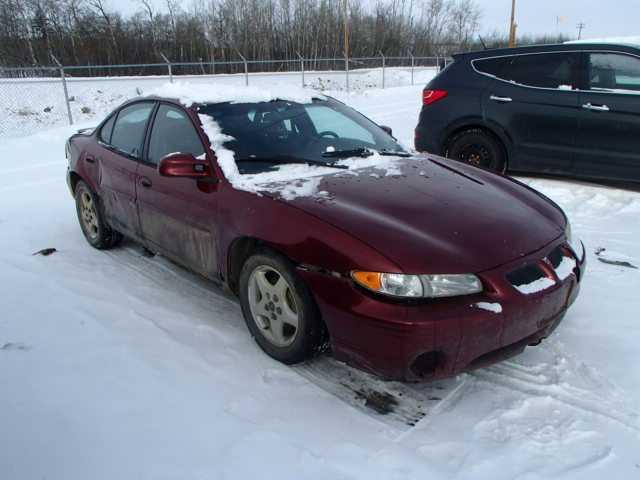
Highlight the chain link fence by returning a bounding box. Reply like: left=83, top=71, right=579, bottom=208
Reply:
left=0, top=56, right=447, bottom=140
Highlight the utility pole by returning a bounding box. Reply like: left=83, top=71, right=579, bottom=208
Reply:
left=508, top=0, right=517, bottom=48
left=343, top=0, right=350, bottom=91
left=577, top=22, right=586, bottom=39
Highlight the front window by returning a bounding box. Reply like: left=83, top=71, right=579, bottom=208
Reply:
left=589, top=53, right=640, bottom=93
left=198, top=98, right=405, bottom=174
left=147, top=104, right=205, bottom=165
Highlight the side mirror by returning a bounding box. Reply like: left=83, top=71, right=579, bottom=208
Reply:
left=380, top=125, right=393, bottom=136
left=158, top=153, right=212, bottom=178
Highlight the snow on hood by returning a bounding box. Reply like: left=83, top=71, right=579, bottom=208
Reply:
left=148, top=81, right=324, bottom=107
left=566, top=36, right=640, bottom=46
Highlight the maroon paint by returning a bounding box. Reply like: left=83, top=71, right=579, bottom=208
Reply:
left=66, top=98, right=585, bottom=381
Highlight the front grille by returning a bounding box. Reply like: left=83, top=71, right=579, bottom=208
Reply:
left=506, top=264, right=547, bottom=287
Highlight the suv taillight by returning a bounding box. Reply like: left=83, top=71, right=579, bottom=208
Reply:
left=423, top=89, right=448, bottom=106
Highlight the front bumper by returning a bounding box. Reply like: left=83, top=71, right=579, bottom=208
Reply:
left=300, top=236, right=585, bottom=381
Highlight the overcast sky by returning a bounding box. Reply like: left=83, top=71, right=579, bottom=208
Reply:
left=111, top=0, right=637, bottom=40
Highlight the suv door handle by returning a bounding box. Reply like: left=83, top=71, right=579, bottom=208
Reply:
left=85, top=155, right=96, bottom=164
left=582, top=103, right=610, bottom=112
left=139, top=177, right=152, bottom=188
left=490, top=95, right=513, bottom=103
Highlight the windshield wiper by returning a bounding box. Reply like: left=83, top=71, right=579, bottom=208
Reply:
left=378, top=149, right=412, bottom=157
left=321, top=147, right=374, bottom=158
left=238, top=155, right=348, bottom=169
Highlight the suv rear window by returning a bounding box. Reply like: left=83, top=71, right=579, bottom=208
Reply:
left=475, top=52, right=580, bottom=89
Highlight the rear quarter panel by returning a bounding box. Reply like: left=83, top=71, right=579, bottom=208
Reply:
left=417, top=60, right=492, bottom=153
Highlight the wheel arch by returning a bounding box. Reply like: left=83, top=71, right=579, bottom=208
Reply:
left=68, top=170, right=84, bottom=194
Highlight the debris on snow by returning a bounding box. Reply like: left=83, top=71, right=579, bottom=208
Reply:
left=32, top=248, right=57, bottom=256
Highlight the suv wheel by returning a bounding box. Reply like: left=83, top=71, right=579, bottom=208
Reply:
left=238, top=249, right=325, bottom=364
left=446, top=129, right=506, bottom=173
left=74, top=180, right=123, bottom=249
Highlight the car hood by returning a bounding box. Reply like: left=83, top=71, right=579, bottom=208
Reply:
left=279, top=156, right=565, bottom=274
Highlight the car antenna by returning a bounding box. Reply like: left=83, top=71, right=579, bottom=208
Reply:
left=478, top=35, right=488, bottom=50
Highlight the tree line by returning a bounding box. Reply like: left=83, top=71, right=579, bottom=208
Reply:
left=0, top=0, right=570, bottom=72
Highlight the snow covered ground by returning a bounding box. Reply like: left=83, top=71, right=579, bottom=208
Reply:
left=1, top=78, right=639, bottom=479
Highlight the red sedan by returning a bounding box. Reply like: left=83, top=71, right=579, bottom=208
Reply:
left=66, top=85, right=585, bottom=381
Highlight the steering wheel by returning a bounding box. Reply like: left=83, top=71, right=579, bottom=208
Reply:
left=319, top=130, right=339, bottom=139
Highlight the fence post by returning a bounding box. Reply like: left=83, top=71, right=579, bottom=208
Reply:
left=409, top=52, right=415, bottom=86
left=436, top=55, right=441, bottom=72
left=160, top=52, right=173, bottom=83
left=296, top=52, right=305, bottom=88
left=235, top=50, right=249, bottom=86
left=345, top=56, right=350, bottom=93
left=379, top=51, right=386, bottom=89
left=51, top=54, right=73, bottom=126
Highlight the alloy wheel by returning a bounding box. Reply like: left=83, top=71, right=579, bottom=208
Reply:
left=247, top=265, right=299, bottom=348
left=79, top=190, right=99, bottom=240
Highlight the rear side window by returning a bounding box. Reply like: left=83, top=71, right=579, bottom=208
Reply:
left=589, top=53, right=640, bottom=92
left=99, top=115, right=116, bottom=144
left=147, top=105, right=205, bottom=165
left=477, top=53, right=580, bottom=89
left=474, top=57, right=510, bottom=77
left=110, top=102, right=155, bottom=157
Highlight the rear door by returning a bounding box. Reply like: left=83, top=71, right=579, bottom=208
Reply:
left=136, top=103, right=219, bottom=278
left=574, top=51, right=640, bottom=181
left=95, top=101, right=155, bottom=238
left=477, top=52, right=581, bottom=173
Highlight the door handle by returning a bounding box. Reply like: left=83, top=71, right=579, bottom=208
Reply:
left=582, top=103, right=610, bottom=112
left=85, top=155, right=96, bottom=164
left=490, top=95, right=513, bottom=103
left=139, top=177, right=152, bottom=188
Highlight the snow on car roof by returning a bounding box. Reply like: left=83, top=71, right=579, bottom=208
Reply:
left=147, top=81, right=325, bottom=107
left=565, top=36, right=640, bottom=47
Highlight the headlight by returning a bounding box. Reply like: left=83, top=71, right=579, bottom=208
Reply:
left=565, top=221, right=584, bottom=261
left=352, top=271, right=482, bottom=298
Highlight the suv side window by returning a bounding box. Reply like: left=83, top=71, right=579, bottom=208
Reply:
left=99, top=114, right=116, bottom=144
left=589, top=53, right=640, bottom=92
left=478, top=52, right=580, bottom=89
left=474, top=57, right=510, bottom=77
left=147, top=104, right=205, bottom=165
left=110, top=102, right=155, bottom=157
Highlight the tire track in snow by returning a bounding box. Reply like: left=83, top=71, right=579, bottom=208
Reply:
left=472, top=357, right=640, bottom=432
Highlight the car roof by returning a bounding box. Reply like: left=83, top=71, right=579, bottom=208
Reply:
left=453, top=42, right=640, bottom=61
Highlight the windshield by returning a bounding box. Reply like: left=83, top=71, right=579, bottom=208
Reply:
left=198, top=98, right=405, bottom=174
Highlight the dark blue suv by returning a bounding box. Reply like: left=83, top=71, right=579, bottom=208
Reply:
left=414, top=42, right=640, bottom=183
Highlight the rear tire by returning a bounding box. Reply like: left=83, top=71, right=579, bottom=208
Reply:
left=446, top=129, right=506, bottom=173
left=238, top=249, right=325, bottom=364
left=74, top=180, right=122, bottom=250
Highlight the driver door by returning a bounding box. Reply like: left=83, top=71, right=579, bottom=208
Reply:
left=136, top=103, right=219, bottom=279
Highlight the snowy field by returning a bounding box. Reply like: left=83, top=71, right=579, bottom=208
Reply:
left=1, top=74, right=639, bottom=479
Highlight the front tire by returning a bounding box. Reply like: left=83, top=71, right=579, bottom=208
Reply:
left=238, top=249, right=324, bottom=364
left=74, top=180, right=122, bottom=249
left=446, top=129, right=506, bottom=173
